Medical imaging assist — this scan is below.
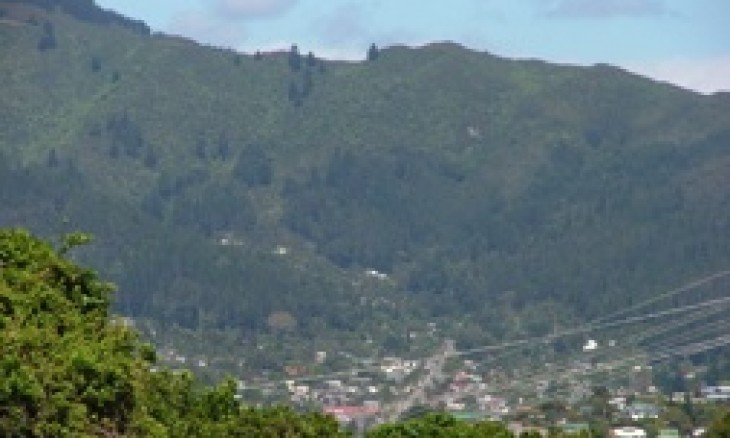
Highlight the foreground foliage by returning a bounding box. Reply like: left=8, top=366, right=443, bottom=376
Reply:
left=0, top=229, right=345, bottom=437
left=706, top=409, right=730, bottom=438
left=365, top=413, right=513, bottom=438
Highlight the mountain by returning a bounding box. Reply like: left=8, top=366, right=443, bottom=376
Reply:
left=1, top=0, right=730, bottom=376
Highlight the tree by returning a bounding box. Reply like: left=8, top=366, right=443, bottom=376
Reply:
left=109, top=142, right=119, bottom=158
left=171, top=182, right=257, bottom=235
left=37, top=21, right=57, bottom=51
left=302, top=68, right=313, bottom=97
left=288, top=44, right=302, bottom=72
left=400, top=404, right=436, bottom=421
left=0, top=229, right=144, bottom=435
left=91, top=55, right=101, bottom=72
left=233, top=144, right=273, bottom=186
left=288, top=80, right=302, bottom=107
left=266, top=311, right=297, bottom=332
left=306, top=51, right=317, bottom=68
left=47, top=148, right=59, bottom=167
left=706, top=409, right=730, bottom=437
left=367, top=43, right=380, bottom=61
left=0, top=229, right=351, bottom=436
left=587, top=386, right=614, bottom=423
left=195, top=138, right=207, bottom=160
left=217, top=136, right=230, bottom=161
left=144, top=146, right=158, bottom=168
left=663, top=405, right=693, bottom=435
left=216, top=133, right=230, bottom=161
left=366, top=412, right=512, bottom=437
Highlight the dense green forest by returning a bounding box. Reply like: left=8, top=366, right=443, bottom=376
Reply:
left=1, top=0, right=730, bottom=372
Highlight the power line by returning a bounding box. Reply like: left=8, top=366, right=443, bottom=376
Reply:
left=235, top=270, right=730, bottom=390
left=240, top=294, right=729, bottom=389
left=453, top=295, right=730, bottom=357
left=483, top=334, right=730, bottom=397
left=590, top=270, right=730, bottom=325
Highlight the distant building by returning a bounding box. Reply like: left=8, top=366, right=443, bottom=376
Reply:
left=365, top=269, right=388, bottom=280
left=625, top=402, right=660, bottom=420
left=657, top=428, right=680, bottom=438
left=609, top=396, right=627, bottom=411
left=560, top=423, right=590, bottom=435
left=610, top=426, right=647, bottom=438
left=322, top=405, right=379, bottom=423
left=701, top=385, right=730, bottom=401
left=315, top=351, right=327, bottom=364
left=583, top=339, right=598, bottom=351
left=508, top=422, right=548, bottom=437
left=273, top=245, right=289, bottom=255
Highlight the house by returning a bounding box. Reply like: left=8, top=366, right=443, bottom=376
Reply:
left=701, top=385, right=730, bottom=401
left=670, top=392, right=686, bottom=403
left=273, top=245, right=289, bottom=255
left=560, top=423, right=590, bottom=435
left=445, top=398, right=466, bottom=411
left=325, top=379, right=343, bottom=389
left=322, top=405, right=379, bottom=424
left=609, top=396, right=627, bottom=411
left=508, top=423, right=548, bottom=437
left=625, top=402, right=660, bottom=420
left=291, top=385, right=310, bottom=397
left=610, top=426, right=647, bottom=438
left=657, top=428, right=680, bottom=438
left=479, top=395, right=509, bottom=416
left=315, top=351, right=327, bottom=364
left=583, top=339, right=598, bottom=351
left=365, top=269, right=388, bottom=280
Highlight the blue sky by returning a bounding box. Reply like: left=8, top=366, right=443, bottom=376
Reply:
left=95, top=0, right=730, bottom=93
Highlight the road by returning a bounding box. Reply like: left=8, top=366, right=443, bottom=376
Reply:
left=382, top=339, right=455, bottom=423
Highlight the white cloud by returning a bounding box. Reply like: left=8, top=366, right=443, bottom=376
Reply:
left=303, top=46, right=365, bottom=61
left=214, top=0, right=298, bottom=19
left=237, top=40, right=364, bottom=61
left=624, top=56, right=730, bottom=94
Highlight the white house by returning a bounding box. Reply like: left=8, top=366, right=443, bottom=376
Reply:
left=610, top=426, right=647, bottom=438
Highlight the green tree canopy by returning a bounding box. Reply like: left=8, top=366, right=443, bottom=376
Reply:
left=366, top=412, right=513, bottom=438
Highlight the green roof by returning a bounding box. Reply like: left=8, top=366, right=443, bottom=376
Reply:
left=658, top=429, right=680, bottom=438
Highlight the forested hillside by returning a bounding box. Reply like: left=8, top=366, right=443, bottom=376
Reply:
left=1, top=0, right=730, bottom=372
